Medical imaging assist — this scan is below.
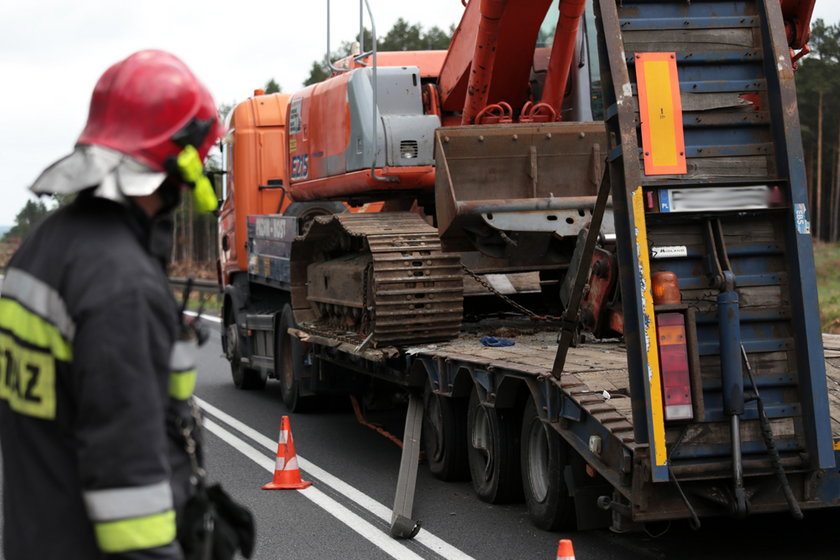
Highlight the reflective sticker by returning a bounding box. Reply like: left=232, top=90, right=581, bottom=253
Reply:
left=0, top=331, right=57, bottom=420
left=636, top=53, right=687, bottom=176
left=632, top=188, right=667, bottom=472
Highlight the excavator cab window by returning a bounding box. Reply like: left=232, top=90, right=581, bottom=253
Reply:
left=532, top=1, right=603, bottom=121
left=536, top=3, right=561, bottom=49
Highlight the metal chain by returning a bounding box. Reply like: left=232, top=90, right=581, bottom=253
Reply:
left=460, top=264, right=561, bottom=322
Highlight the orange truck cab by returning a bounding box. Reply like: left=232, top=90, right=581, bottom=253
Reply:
left=218, top=92, right=291, bottom=285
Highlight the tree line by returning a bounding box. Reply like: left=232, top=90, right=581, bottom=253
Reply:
left=8, top=17, right=838, bottom=265
left=796, top=19, right=840, bottom=242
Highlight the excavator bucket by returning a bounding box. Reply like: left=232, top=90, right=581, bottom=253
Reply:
left=434, top=122, right=612, bottom=260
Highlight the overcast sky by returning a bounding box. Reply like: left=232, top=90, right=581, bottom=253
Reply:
left=1, top=1, right=838, bottom=226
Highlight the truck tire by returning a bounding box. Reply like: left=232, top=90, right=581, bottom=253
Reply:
left=466, top=387, right=523, bottom=503
left=422, top=383, right=469, bottom=481
left=520, top=398, right=575, bottom=530
left=226, top=323, right=266, bottom=390
left=276, top=305, right=317, bottom=412
left=284, top=201, right=347, bottom=235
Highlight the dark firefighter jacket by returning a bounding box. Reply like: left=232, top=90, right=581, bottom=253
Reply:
left=0, top=193, right=199, bottom=559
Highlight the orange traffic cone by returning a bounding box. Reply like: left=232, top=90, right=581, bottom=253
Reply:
left=556, top=539, right=576, bottom=560
left=262, top=416, right=312, bottom=490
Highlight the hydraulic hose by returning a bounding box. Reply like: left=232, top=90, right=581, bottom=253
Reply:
left=741, top=345, right=804, bottom=520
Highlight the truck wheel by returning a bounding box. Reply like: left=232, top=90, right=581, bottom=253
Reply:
left=226, top=323, right=266, bottom=390
left=422, top=383, right=469, bottom=481
left=520, top=398, right=575, bottom=530
left=276, top=305, right=316, bottom=412
left=466, top=387, right=522, bottom=503
left=284, top=201, right=347, bottom=235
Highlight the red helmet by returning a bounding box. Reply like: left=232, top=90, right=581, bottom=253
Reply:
left=78, top=49, right=224, bottom=171
left=31, top=50, right=225, bottom=200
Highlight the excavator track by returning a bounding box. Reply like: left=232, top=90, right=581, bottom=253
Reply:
left=290, top=212, right=463, bottom=347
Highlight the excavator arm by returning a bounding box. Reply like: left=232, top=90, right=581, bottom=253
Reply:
left=438, top=0, right=816, bottom=124
left=781, top=0, right=816, bottom=49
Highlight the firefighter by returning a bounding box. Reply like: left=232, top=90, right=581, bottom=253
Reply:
left=0, top=50, right=225, bottom=559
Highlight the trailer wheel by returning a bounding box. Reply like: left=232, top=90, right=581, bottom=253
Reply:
left=422, top=383, right=469, bottom=481
left=226, top=323, right=266, bottom=390
left=520, top=398, right=575, bottom=530
left=276, top=305, right=316, bottom=412
left=466, top=387, right=522, bottom=503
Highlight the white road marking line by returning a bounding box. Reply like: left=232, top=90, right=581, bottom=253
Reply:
left=196, top=397, right=475, bottom=560
left=203, top=418, right=426, bottom=560
left=184, top=310, right=222, bottom=323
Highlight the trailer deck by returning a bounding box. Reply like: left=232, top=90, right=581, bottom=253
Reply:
left=408, top=325, right=639, bottom=447
left=299, top=321, right=840, bottom=453
left=414, top=326, right=840, bottom=462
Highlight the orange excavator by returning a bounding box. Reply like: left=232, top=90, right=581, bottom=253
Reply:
left=220, top=0, right=816, bottom=349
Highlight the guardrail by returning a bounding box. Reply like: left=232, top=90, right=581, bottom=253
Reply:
left=169, top=277, right=220, bottom=295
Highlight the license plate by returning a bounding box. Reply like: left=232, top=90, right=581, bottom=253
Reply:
left=659, top=186, right=770, bottom=213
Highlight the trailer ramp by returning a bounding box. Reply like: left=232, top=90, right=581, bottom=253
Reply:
left=596, top=0, right=835, bottom=517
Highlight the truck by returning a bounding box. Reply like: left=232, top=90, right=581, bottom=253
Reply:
left=217, top=0, right=840, bottom=537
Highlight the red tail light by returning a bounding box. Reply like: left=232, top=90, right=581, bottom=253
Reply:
left=657, top=312, right=693, bottom=421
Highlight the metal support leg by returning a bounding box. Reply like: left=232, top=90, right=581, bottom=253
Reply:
left=390, top=392, right=423, bottom=539
left=553, top=167, right=611, bottom=377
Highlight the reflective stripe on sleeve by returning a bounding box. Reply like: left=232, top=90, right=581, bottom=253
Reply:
left=169, top=369, right=197, bottom=400
left=94, top=510, right=176, bottom=554
left=83, top=480, right=174, bottom=522
left=169, top=339, right=198, bottom=399
left=169, top=339, right=196, bottom=373
left=0, top=299, right=72, bottom=361
left=1, top=268, right=75, bottom=342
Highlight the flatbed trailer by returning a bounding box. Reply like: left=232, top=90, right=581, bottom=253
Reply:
left=281, top=313, right=840, bottom=533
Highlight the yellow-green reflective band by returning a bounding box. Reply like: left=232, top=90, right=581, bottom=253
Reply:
left=0, top=299, right=72, bottom=362
left=169, top=369, right=197, bottom=400
left=177, top=145, right=218, bottom=214
left=0, top=332, right=57, bottom=420
left=2, top=268, right=75, bottom=341
left=94, top=509, right=176, bottom=554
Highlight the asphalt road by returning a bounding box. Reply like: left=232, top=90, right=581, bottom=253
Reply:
left=191, top=322, right=840, bottom=560
left=1, top=286, right=839, bottom=558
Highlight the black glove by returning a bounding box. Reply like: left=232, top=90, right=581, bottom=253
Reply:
left=180, top=483, right=255, bottom=559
